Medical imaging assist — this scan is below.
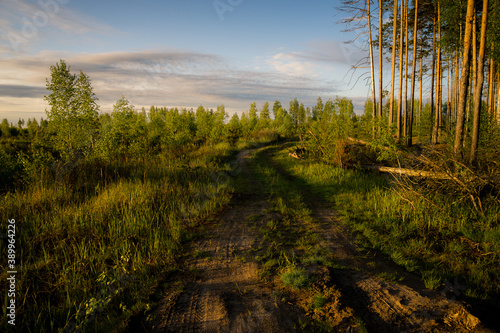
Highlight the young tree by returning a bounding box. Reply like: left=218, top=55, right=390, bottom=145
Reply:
left=195, top=105, right=212, bottom=143
left=27, top=118, right=39, bottom=138
left=240, top=112, right=250, bottom=136
left=44, top=60, right=99, bottom=160
left=272, top=100, right=282, bottom=120
left=289, top=98, right=300, bottom=126
left=248, top=102, right=258, bottom=131
left=227, top=113, right=242, bottom=145
left=0, top=119, right=11, bottom=138
left=211, top=104, right=228, bottom=143
left=313, top=97, right=324, bottom=121
left=257, top=101, right=271, bottom=129
left=298, top=102, right=306, bottom=126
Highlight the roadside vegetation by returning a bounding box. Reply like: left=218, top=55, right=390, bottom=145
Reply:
left=273, top=144, right=500, bottom=300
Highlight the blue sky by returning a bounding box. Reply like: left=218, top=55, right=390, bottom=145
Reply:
left=0, top=0, right=373, bottom=123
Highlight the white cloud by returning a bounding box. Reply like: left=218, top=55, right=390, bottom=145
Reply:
left=270, top=40, right=366, bottom=69
left=264, top=38, right=367, bottom=79
left=0, top=48, right=341, bottom=123
left=266, top=52, right=319, bottom=77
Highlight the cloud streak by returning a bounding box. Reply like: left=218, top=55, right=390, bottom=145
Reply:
left=0, top=84, right=46, bottom=98
left=0, top=0, right=114, bottom=53
left=265, top=39, right=366, bottom=77
left=0, top=48, right=341, bottom=122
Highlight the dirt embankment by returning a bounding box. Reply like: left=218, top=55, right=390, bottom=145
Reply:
left=150, top=147, right=491, bottom=333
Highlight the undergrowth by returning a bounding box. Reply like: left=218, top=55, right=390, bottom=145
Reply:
left=272, top=142, right=500, bottom=305
left=0, top=141, right=248, bottom=332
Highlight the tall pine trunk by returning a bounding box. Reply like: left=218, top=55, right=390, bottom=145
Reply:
left=430, top=14, right=436, bottom=143
left=454, top=0, right=475, bottom=159
left=389, top=0, right=399, bottom=127
left=434, top=4, right=442, bottom=144
left=367, top=0, right=377, bottom=139
left=419, top=28, right=423, bottom=137
left=378, top=0, right=384, bottom=123
left=470, top=0, right=489, bottom=163
left=408, top=0, right=418, bottom=146
left=403, top=0, right=409, bottom=138
left=397, top=0, right=406, bottom=140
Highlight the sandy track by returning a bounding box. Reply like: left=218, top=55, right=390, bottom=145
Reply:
left=152, top=147, right=489, bottom=333
left=314, top=208, right=485, bottom=332
left=153, top=150, right=304, bottom=332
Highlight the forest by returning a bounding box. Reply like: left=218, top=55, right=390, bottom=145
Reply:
left=1, top=0, right=500, bottom=331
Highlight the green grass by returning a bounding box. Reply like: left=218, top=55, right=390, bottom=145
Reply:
left=193, top=250, right=210, bottom=259
left=311, top=294, right=327, bottom=311
left=280, top=266, right=311, bottom=289
left=0, top=142, right=238, bottom=332
left=270, top=142, right=500, bottom=303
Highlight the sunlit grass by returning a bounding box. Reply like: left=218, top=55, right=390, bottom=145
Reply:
left=271, top=143, right=500, bottom=301
left=280, top=266, right=311, bottom=289
left=0, top=143, right=237, bottom=332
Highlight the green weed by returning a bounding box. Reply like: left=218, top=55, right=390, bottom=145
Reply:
left=311, top=294, right=327, bottom=311
left=280, top=266, right=311, bottom=289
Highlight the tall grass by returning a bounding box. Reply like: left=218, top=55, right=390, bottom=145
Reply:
left=0, top=142, right=235, bottom=332
left=272, top=144, right=500, bottom=301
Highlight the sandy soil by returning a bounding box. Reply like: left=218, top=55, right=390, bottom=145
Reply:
left=151, top=147, right=491, bottom=333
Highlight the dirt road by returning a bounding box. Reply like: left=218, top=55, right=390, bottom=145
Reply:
left=152, top=146, right=490, bottom=332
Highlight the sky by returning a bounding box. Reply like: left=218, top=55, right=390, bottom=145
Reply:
left=0, top=0, right=373, bottom=124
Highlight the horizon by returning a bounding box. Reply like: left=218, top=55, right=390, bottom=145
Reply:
left=1, top=0, right=381, bottom=125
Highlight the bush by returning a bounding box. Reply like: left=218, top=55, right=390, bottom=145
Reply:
left=0, top=149, right=20, bottom=190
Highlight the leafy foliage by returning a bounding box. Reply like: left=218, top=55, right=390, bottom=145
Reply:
left=44, top=60, right=99, bottom=161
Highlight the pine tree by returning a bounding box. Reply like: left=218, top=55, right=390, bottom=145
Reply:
left=470, top=0, right=489, bottom=163
left=454, top=0, right=475, bottom=158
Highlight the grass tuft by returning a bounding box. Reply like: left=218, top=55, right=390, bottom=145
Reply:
left=280, top=266, right=311, bottom=289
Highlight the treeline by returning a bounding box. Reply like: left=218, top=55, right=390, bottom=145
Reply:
left=340, top=0, right=500, bottom=163
left=1, top=60, right=368, bottom=191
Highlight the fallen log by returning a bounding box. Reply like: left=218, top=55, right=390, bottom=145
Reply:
left=362, top=165, right=451, bottom=179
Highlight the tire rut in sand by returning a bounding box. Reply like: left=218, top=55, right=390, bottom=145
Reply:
left=311, top=198, right=488, bottom=332
left=154, top=149, right=304, bottom=333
